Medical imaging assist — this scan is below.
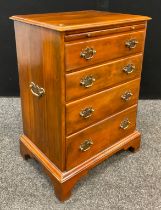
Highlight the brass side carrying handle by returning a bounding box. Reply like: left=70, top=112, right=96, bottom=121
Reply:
left=125, top=39, right=139, bottom=49
left=29, top=82, right=45, bottom=97
left=80, top=75, right=96, bottom=88
left=121, top=91, right=133, bottom=101
left=80, top=139, right=93, bottom=152
left=80, top=107, right=94, bottom=119
left=120, top=118, right=130, bottom=130
left=80, top=47, right=96, bottom=60
left=123, top=64, right=135, bottom=74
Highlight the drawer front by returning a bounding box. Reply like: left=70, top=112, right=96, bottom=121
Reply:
left=66, top=54, right=143, bottom=101
left=66, top=105, right=137, bottom=170
left=65, top=30, right=146, bottom=71
left=66, top=78, right=140, bottom=135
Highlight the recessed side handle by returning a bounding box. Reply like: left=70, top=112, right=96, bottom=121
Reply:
left=29, top=82, right=45, bottom=98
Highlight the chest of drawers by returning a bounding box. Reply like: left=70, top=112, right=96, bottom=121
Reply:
left=10, top=10, right=150, bottom=201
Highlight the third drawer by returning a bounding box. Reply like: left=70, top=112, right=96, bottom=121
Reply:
left=66, top=78, right=140, bottom=135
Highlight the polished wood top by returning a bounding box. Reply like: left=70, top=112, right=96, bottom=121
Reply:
left=10, top=10, right=151, bottom=31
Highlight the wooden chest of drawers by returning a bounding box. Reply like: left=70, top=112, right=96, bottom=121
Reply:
left=10, top=10, right=150, bottom=201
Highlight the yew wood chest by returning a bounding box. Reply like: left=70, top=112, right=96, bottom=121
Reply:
left=10, top=10, right=150, bottom=201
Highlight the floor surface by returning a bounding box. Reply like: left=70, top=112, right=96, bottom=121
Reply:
left=1, top=98, right=161, bottom=210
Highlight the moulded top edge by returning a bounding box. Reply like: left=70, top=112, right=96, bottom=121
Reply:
left=10, top=10, right=151, bottom=32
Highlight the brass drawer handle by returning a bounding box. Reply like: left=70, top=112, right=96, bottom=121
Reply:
left=80, top=107, right=94, bottom=119
left=80, top=47, right=96, bottom=60
left=121, top=91, right=133, bottom=101
left=120, top=118, right=130, bottom=130
left=125, top=39, right=139, bottom=49
left=123, top=64, right=135, bottom=74
left=80, top=75, right=96, bottom=88
left=29, top=82, right=45, bottom=97
left=80, top=139, right=93, bottom=152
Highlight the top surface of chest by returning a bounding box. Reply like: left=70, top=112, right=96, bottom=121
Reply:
left=10, top=10, right=150, bottom=32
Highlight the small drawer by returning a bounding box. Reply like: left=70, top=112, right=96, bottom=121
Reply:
left=66, top=54, right=143, bottom=101
left=65, top=30, right=146, bottom=71
left=65, top=23, right=146, bottom=41
left=66, top=105, right=137, bottom=170
left=66, top=78, right=140, bottom=135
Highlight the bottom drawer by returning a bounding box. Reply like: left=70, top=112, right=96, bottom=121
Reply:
left=66, top=105, right=137, bottom=170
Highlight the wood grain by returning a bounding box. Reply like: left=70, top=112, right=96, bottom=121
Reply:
left=10, top=10, right=150, bottom=31
left=20, top=129, right=141, bottom=201
left=66, top=79, right=140, bottom=135
left=65, top=30, right=146, bottom=71
left=66, top=105, right=137, bottom=170
left=66, top=54, right=143, bottom=101
left=65, top=23, right=146, bottom=41
left=14, top=21, right=66, bottom=170
left=11, top=10, right=150, bottom=201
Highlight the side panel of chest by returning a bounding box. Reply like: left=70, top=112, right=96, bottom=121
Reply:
left=14, top=22, right=66, bottom=170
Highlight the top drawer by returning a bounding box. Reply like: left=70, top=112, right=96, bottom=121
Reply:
left=65, top=30, right=146, bottom=71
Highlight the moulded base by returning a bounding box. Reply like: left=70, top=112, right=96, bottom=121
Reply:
left=20, top=131, right=141, bottom=201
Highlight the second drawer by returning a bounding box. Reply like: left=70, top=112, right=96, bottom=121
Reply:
left=66, top=54, right=143, bottom=101
left=66, top=78, right=140, bottom=135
